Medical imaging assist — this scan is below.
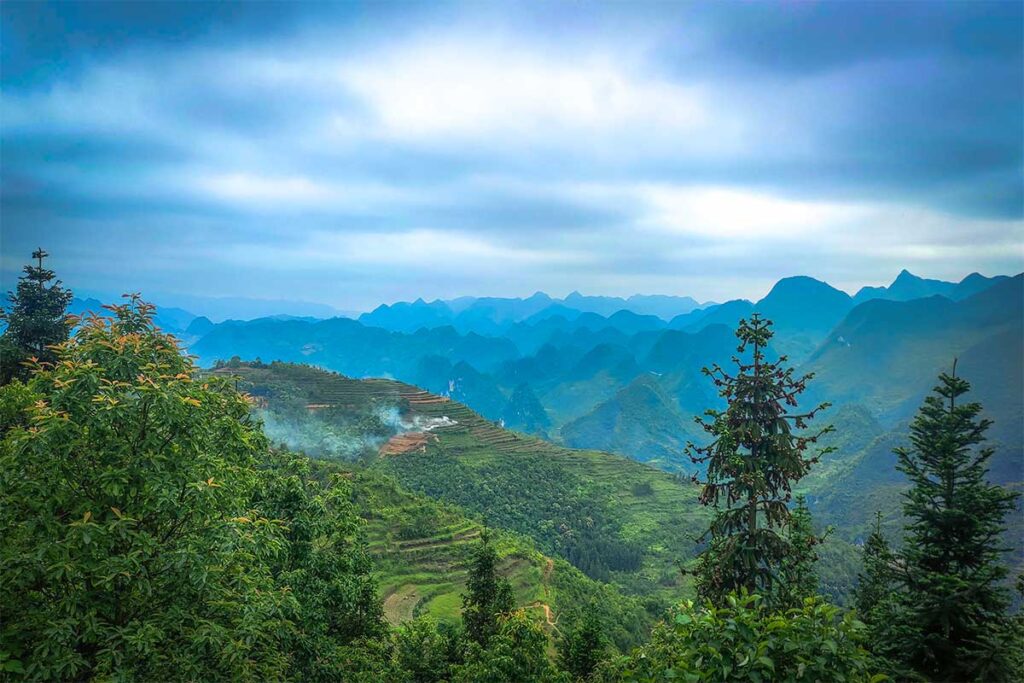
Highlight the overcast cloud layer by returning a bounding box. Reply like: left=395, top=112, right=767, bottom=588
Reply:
left=2, top=0, right=1022, bottom=311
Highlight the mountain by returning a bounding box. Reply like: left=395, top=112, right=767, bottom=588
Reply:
left=68, top=296, right=197, bottom=335
left=806, top=274, right=1023, bottom=484
left=501, top=383, right=551, bottom=435
left=359, top=298, right=454, bottom=333
left=226, top=362, right=715, bottom=597
left=852, top=269, right=1008, bottom=304
left=560, top=374, right=703, bottom=472
left=190, top=316, right=519, bottom=379
left=753, top=276, right=854, bottom=361
left=670, top=299, right=754, bottom=332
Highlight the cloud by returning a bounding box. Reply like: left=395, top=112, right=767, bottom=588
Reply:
left=337, top=36, right=708, bottom=143
left=1, top=1, right=1021, bottom=310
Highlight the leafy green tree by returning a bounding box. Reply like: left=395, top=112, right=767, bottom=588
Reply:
left=255, top=450, right=391, bottom=682
left=462, top=530, right=516, bottom=647
left=601, top=593, right=881, bottom=683
left=394, top=617, right=454, bottom=682
left=892, top=366, right=1019, bottom=681
left=688, top=314, right=831, bottom=603
left=0, top=248, right=73, bottom=384
left=773, top=495, right=824, bottom=609
left=558, top=602, right=610, bottom=681
left=0, top=297, right=294, bottom=680
left=453, top=610, right=566, bottom=683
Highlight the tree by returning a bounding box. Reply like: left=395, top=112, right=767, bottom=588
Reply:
left=453, top=611, right=566, bottom=683
left=395, top=617, right=455, bottom=683
left=558, top=602, right=609, bottom=681
left=0, top=296, right=294, bottom=680
left=462, top=530, right=516, bottom=647
left=892, top=365, right=1019, bottom=681
left=853, top=512, right=896, bottom=620
left=601, top=593, right=879, bottom=683
left=773, top=495, right=823, bottom=609
left=0, top=248, right=73, bottom=384
left=688, top=314, right=831, bottom=603
left=255, top=450, right=391, bottom=682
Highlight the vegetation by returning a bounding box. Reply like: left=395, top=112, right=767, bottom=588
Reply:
left=889, top=367, right=1020, bottom=681
left=2, top=253, right=1020, bottom=682
left=0, top=248, right=73, bottom=385
left=688, top=314, right=831, bottom=603
left=600, top=593, right=880, bottom=682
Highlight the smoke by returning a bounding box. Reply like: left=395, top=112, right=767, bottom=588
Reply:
left=257, top=402, right=457, bottom=461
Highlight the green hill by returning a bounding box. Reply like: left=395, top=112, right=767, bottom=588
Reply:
left=560, top=374, right=703, bottom=473
left=222, top=362, right=713, bottom=602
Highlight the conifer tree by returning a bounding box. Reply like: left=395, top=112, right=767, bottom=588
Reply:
left=773, top=495, right=823, bottom=608
left=688, top=314, right=831, bottom=603
left=853, top=512, right=896, bottom=620
left=893, top=365, right=1019, bottom=681
left=462, top=530, right=515, bottom=647
left=0, top=248, right=73, bottom=384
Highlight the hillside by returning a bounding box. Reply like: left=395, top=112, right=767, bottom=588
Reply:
left=805, top=274, right=1023, bottom=482
left=560, top=374, right=703, bottom=472
left=222, top=363, right=714, bottom=601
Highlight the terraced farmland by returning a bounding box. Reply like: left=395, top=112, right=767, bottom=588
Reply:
left=227, top=362, right=712, bottom=603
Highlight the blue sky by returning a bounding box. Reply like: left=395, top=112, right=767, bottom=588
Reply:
left=2, top=0, right=1022, bottom=312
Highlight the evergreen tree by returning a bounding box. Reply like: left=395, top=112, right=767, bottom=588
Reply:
left=852, top=511, right=904, bottom=671
left=688, top=314, right=831, bottom=603
left=773, top=495, right=823, bottom=609
left=558, top=603, right=609, bottom=681
left=0, top=248, right=73, bottom=384
left=853, top=512, right=896, bottom=620
left=462, top=530, right=515, bottom=647
left=893, top=365, right=1019, bottom=682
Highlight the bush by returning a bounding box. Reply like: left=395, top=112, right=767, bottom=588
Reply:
left=601, top=593, right=883, bottom=683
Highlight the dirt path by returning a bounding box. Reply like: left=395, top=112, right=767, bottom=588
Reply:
left=525, top=601, right=558, bottom=630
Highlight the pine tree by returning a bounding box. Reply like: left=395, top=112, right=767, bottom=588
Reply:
left=1, top=248, right=73, bottom=384
left=852, top=511, right=904, bottom=670
left=462, top=530, right=515, bottom=647
left=773, top=495, right=823, bottom=609
left=688, top=314, right=831, bottom=603
left=854, top=512, right=896, bottom=620
left=893, top=364, right=1019, bottom=681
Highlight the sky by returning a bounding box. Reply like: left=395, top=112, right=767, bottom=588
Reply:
left=2, top=0, right=1022, bottom=313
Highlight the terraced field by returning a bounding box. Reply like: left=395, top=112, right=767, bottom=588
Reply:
left=225, top=362, right=713, bottom=603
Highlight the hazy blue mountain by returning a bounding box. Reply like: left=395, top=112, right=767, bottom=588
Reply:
left=185, top=315, right=215, bottom=337
left=852, top=269, right=1008, bottom=304
left=359, top=298, right=454, bottom=333
left=68, top=296, right=197, bottom=334
left=563, top=291, right=703, bottom=319
left=806, top=275, right=1023, bottom=483
left=670, top=299, right=755, bottom=332
left=447, top=360, right=508, bottom=420
left=756, top=276, right=852, bottom=332
left=190, top=316, right=518, bottom=380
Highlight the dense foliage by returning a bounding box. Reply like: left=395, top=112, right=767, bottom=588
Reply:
left=0, top=298, right=294, bottom=679
left=601, top=593, right=880, bottom=682
left=888, top=368, right=1020, bottom=681
left=688, top=315, right=831, bottom=603
left=0, top=249, right=73, bottom=385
